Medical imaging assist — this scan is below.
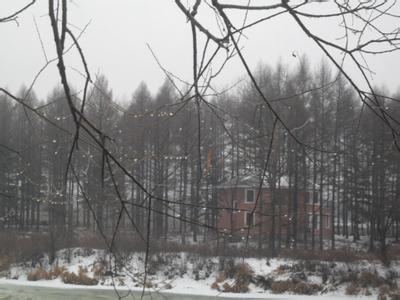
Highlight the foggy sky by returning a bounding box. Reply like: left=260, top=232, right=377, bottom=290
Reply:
left=0, top=0, right=399, bottom=103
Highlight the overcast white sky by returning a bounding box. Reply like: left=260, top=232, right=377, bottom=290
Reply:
left=0, top=0, right=399, bottom=103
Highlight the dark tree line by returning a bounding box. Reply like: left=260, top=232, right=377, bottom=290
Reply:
left=1, top=59, right=399, bottom=254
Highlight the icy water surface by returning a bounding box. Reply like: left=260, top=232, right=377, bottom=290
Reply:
left=0, top=283, right=275, bottom=300
left=0, top=283, right=375, bottom=300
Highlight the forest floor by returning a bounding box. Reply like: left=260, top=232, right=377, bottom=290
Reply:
left=0, top=245, right=399, bottom=299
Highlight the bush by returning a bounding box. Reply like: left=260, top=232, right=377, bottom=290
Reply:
left=378, top=294, right=387, bottom=300
left=0, top=255, right=11, bottom=272
left=216, top=271, right=226, bottom=283
left=49, top=265, right=66, bottom=279
left=218, top=261, right=254, bottom=293
left=359, top=270, right=384, bottom=288
left=346, top=282, right=361, bottom=295
left=230, top=280, right=249, bottom=293
left=270, top=279, right=321, bottom=295
left=390, top=291, right=400, bottom=300
left=144, top=279, right=153, bottom=288
left=222, top=282, right=231, bottom=292
left=163, top=283, right=172, bottom=290
left=91, top=261, right=106, bottom=280
left=271, top=280, right=293, bottom=294
left=223, top=261, right=253, bottom=281
left=27, top=267, right=50, bottom=281
left=291, top=282, right=322, bottom=295
left=211, top=281, right=219, bottom=290
left=61, top=266, right=98, bottom=285
left=254, top=275, right=273, bottom=290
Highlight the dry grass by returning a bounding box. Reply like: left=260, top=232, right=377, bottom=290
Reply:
left=291, top=282, right=322, bottom=295
left=28, top=264, right=98, bottom=286
left=210, top=281, right=219, bottom=290
left=224, top=261, right=253, bottom=280
left=60, top=266, right=98, bottom=285
left=359, top=270, right=385, bottom=288
left=49, top=265, right=66, bottom=279
left=230, top=280, right=250, bottom=293
left=271, top=279, right=322, bottom=295
left=143, top=279, right=153, bottom=288
left=271, top=280, right=293, bottom=294
left=91, top=261, right=106, bottom=280
left=218, top=261, right=254, bottom=293
left=222, top=282, right=231, bottom=292
left=116, top=277, right=125, bottom=286
left=215, top=271, right=226, bottom=283
left=346, top=282, right=361, bottom=295
left=0, top=255, right=11, bottom=272
left=27, top=267, right=50, bottom=281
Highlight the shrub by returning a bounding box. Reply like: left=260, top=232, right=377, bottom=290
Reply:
left=91, top=262, right=106, bottom=280
left=27, top=267, right=50, bottom=281
left=211, top=281, right=219, bottom=290
left=346, top=282, right=361, bottom=295
left=144, top=279, right=153, bottom=288
left=223, top=259, right=236, bottom=278
left=0, top=255, right=11, bottom=272
left=254, top=275, right=273, bottom=290
left=390, top=291, right=400, bottom=300
left=380, top=285, right=392, bottom=296
left=222, top=282, right=231, bottom=292
left=164, top=283, right=172, bottom=290
left=117, top=277, right=125, bottom=286
left=216, top=271, right=226, bottom=283
left=223, top=261, right=253, bottom=282
left=359, top=270, right=384, bottom=288
left=378, top=294, right=387, bottom=300
left=61, top=266, right=98, bottom=285
left=270, top=279, right=321, bottom=295
left=271, top=280, right=292, bottom=294
left=230, top=280, right=249, bottom=293
left=49, top=265, right=66, bottom=279
left=235, top=263, right=252, bottom=278
left=291, top=282, right=322, bottom=295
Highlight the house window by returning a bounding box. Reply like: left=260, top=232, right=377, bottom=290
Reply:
left=325, top=215, right=330, bottom=229
left=232, top=201, right=238, bottom=211
left=245, top=189, right=255, bottom=203
left=305, top=192, right=313, bottom=204
left=307, top=214, right=313, bottom=230
left=312, top=191, right=319, bottom=203
left=244, top=211, right=255, bottom=227
left=307, top=213, right=320, bottom=230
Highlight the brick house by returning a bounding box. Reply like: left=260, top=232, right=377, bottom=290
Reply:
left=216, top=176, right=332, bottom=241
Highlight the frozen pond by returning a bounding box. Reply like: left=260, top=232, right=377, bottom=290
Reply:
left=0, top=283, right=280, bottom=300
left=0, top=283, right=375, bottom=300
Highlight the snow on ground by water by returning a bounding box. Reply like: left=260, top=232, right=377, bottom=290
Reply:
left=0, top=247, right=398, bottom=299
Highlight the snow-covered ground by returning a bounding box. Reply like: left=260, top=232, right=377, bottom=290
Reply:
left=0, top=248, right=398, bottom=299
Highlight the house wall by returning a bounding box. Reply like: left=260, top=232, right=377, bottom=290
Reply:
left=217, top=187, right=332, bottom=241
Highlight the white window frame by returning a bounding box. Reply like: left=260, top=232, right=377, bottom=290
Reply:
left=232, top=200, right=238, bottom=210
left=244, top=211, right=256, bottom=227
left=307, top=213, right=313, bottom=230
left=244, top=189, right=256, bottom=203
left=325, top=215, right=330, bottom=229
left=307, top=213, right=320, bottom=230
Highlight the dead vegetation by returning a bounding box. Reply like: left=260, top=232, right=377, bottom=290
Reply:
left=270, top=280, right=322, bottom=295
left=60, top=266, right=98, bottom=285
left=27, top=264, right=98, bottom=286
left=27, top=267, right=50, bottom=281
left=6, top=241, right=400, bottom=295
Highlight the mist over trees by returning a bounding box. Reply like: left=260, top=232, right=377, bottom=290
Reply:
left=1, top=60, right=399, bottom=256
